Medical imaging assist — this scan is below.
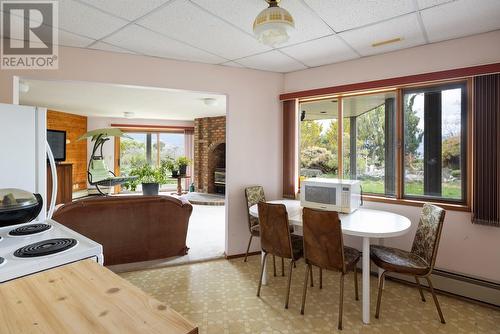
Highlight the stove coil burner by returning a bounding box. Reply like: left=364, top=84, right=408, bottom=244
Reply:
left=9, top=223, right=52, bottom=236
left=14, top=238, right=77, bottom=258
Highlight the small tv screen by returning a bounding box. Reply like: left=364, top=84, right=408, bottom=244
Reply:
left=47, top=130, right=66, bottom=162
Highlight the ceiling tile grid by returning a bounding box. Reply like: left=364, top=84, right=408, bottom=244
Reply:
left=2, top=0, right=499, bottom=73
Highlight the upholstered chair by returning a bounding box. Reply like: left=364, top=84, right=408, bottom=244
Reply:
left=244, top=186, right=284, bottom=276
left=370, top=203, right=446, bottom=323
left=256, top=202, right=304, bottom=309
left=300, top=208, right=361, bottom=330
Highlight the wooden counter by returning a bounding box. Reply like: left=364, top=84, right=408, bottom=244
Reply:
left=0, top=259, right=198, bottom=334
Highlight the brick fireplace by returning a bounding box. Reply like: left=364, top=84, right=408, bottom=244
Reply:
left=193, top=116, right=226, bottom=194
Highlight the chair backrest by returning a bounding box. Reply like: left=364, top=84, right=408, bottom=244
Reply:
left=302, top=207, right=346, bottom=272
left=244, top=186, right=265, bottom=231
left=89, top=158, right=112, bottom=183
left=257, top=202, right=293, bottom=259
left=411, top=203, right=446, bottom=269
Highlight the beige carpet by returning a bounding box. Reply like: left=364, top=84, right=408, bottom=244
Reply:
left=120, top=256, right=500, bottom=334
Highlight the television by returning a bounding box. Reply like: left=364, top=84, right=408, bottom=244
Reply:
left=47, top=130, right=66, bottom=162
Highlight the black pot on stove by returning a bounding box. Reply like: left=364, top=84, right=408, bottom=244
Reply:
left=0, top=188, right=43, bottom=227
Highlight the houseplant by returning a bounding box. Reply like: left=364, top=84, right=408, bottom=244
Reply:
left=124, top=163, right=167, bottom=195
left=162, top=159, right=178, bottom=177
left=177, top=156, right=191, bottom=176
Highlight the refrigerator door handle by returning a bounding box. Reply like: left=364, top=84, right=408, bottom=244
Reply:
left=46, top=141, right=58, bottom=219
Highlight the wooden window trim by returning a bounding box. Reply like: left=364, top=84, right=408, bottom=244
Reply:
left=295, top=77, right=473, bottom=211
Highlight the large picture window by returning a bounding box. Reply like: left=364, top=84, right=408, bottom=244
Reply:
left=298, top=80, right=469, bottom=205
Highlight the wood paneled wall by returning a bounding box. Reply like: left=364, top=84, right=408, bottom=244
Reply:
left=47, top=110, right=88, bottom=191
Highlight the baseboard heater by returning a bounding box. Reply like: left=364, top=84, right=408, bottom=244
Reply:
left=385, top=269, right=500, bottom=307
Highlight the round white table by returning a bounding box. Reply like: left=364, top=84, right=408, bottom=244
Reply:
left=249, top=200, right=411, bottom=325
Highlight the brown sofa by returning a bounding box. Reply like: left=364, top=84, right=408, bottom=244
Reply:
left=53, top=195, right=193, bottom=265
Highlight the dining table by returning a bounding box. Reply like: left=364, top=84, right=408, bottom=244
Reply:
left=249, top=199, right=411, bottom=325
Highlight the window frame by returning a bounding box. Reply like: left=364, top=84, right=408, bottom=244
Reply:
left=297, top=78, right=472, bottom=211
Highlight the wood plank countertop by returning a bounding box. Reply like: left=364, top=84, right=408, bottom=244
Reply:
left=0, top=259, right=198, bottom=334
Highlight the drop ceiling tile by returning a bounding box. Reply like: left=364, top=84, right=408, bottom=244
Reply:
left=103, top=24, right=226, bottom=64
left=89, top=41, right=136, bottom=54
left=192, top=0, right=333, bottom=46
left=58, top=0, right=128, bottom=40
left=137, top=0, right=271, bottom=60
left=339, top=13, right=425, bottom=56
left=220, top=61, right=246, bottom=68
left=280, top=35, right=359, bottom=67
left=78, top=0, right=170, bottom=21
left=421, top=0, right=500, bottom=43
left=416, top=0, right=454, bottom=10
left=303, top=0, right=415, bottom=32
left=57, top=29, right=95, bottom=48
left=236, top=50, right=307, bottom=73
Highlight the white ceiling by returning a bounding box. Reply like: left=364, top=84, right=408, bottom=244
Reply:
left=3, top=0, right=500, bottom=73
left=19, top=79, right=226, bottom=120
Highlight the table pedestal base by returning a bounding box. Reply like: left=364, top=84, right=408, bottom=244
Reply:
left=362, top=237, right=370, bottom=324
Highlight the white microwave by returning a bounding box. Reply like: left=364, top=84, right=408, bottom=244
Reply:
left=300, top=178, right=362, bottom=213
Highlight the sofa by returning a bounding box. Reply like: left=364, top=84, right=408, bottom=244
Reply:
left=53, top=195, right=193, bottom=265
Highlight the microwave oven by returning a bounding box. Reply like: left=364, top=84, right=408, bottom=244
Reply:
left=300, top=178, right=362, bottom=213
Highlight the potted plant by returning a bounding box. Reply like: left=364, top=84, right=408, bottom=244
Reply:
left=124, top=163, right=167, bottom=195
left=162, top=159, right=178, bottom=177
left=177, top=156, right=191, bottom=176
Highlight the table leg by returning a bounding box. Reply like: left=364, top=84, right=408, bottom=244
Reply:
left=362, top=237, right=370, bottom=324
left=177, top=178, right=182, bottom=196
left=261, top=251, right=268, bottom=285
left=378, top=238, right=385, bottom=290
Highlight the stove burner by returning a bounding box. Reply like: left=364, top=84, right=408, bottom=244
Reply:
left=14, top=238, right=77, bottom=258
left=9, top=223, right=52, bottom=236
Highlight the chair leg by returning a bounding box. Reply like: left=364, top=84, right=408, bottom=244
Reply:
left=319, top=268, right=323, bottom=289
left=415, top=276, right=426, bottom=302
left=257, top=252, right=268, bottom=297
left=309, top=265, right=314, bottom=287
left=300, top=263, right=310, bottom=315
left=273, top=255, right=276, bottom=277
left=281, top=257, right=285, bottom=276
left=338, top=273, right=345, bottom=330
left=285, top=260, right=294, bottom=309
left=425, top=277, right=445, bottom=324
left=244, top=235, right=253, bottom=262
left=354, top=268, right=359, bottom=301
left=375, top=270, right=387, bottom=319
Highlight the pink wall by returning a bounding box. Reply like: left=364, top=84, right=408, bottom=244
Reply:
left=0, top=46, right=284, bottom=258
left=284, top=30, right=500, bottom=283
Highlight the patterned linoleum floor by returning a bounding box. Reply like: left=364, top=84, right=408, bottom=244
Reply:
left=120, top=256, right=500, bottom=334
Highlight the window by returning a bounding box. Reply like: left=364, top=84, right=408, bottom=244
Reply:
left=298, top=80, right=469, bottom=205
left=403, top=83, right=467, bottom=202
left=299, top=92, right=397, bottom=196
left=119, top=131, right=185, bottom=190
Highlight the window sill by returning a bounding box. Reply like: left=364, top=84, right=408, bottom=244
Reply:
left=362, top=195, right=471, bottom=212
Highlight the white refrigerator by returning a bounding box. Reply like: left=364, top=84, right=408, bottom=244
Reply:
left=0, top=102, right=57, bottom=219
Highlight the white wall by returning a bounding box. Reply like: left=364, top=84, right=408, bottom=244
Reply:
left=0, top=46, right=284, bottom=258
left=284, top=30, right=500, bottom=283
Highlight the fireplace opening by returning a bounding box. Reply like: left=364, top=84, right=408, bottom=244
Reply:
left=209, top=143, right=225, bottom=194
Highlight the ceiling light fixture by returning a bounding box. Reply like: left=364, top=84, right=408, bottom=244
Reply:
left=253, top=0, right=295, bottom=47
left=371, top=37, right=403, bottom=48
left=203, top=98, right=218, bottom=106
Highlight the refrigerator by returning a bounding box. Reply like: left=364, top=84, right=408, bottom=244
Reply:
left=0, top=103, right=57, bottom=220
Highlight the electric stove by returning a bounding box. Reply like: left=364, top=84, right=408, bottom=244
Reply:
left=0, top=219, right=103, bottom=283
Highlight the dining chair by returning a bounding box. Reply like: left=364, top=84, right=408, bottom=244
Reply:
left=256, top=202, right=304, bottom=309
left=244, top=186, right=284, bottom=276
left=300, top=207, right=361, bottom=330
left=370, top=203, right=446, bottom=323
